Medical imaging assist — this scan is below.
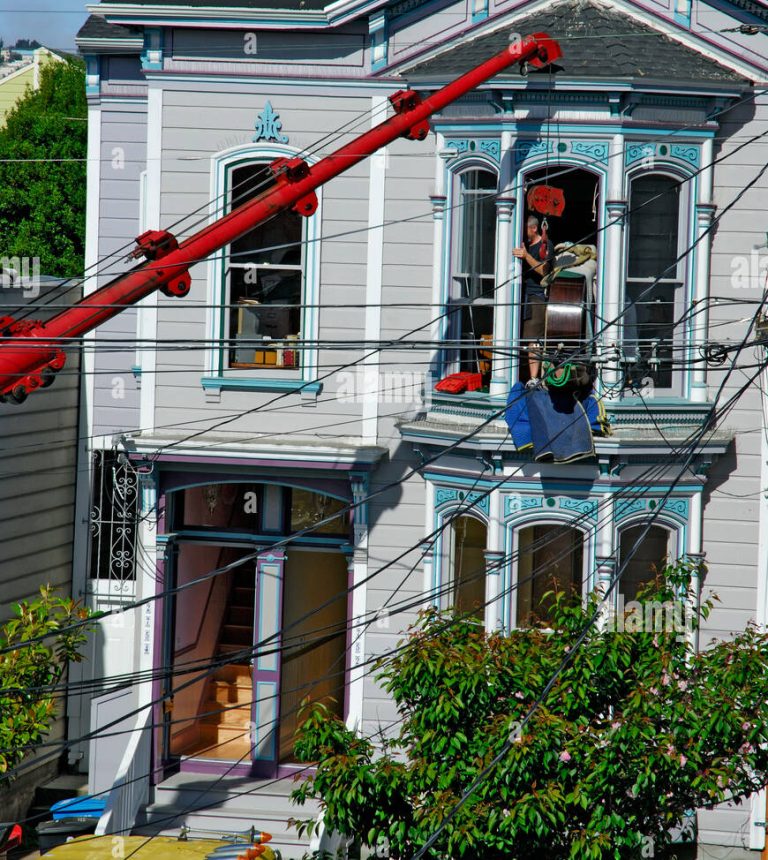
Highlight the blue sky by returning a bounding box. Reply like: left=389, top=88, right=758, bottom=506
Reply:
left=0, top=1, right=89, bottom=52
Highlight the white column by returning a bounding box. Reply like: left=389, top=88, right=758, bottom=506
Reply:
left=136, top=469, right=160, bottom=709
left=691, top=138, right=715, bottom=403
left=422, top=481, right=437, bottom=606
left=602, top=133, right=626, bottom=394
left=362, top=95, right=388, bottom=443
left=491, top=128, right=516, bottom=396
left=491, top=197, right=516, bottom=397
left=346, top=477, right=370, bottom=732
left=751, top=362, right=768, bottom=848
left=429, top=138, right=451, bottom=388
left=595, top=493, right=616, bottom=631
left=484, top=488, right=504, bottom=629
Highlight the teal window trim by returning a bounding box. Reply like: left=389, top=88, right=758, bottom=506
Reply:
left=470, top=0, right=489, bottom=23
left=201, top=375, right=322, bottom=395
left=206, top=142, right=321, bottom=391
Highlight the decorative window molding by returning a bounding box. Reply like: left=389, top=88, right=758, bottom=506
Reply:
left=623, top=168, right=693, bottom=396
left=442, top=163, right=499, bottom=382
left=204, top=142, right=321, bottom=398
left=434, top=486, right=490, bottom=517
left=253, top=101, right=289, bottom=144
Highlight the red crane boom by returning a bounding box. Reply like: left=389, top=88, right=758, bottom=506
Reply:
left=0, top=32, right=561, bottom=403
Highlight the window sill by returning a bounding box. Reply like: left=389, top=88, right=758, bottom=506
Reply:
left=201, top=376, right=323, bottom=398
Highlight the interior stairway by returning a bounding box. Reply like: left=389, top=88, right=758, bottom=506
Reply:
left=136, top=570, right=321, bottom=855
left=180, top=568, right=256, bottom=760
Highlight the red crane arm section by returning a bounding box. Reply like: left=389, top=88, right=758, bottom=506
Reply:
left=0, top=32, right=561, bottom=403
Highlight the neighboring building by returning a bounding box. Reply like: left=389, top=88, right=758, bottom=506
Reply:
left=74, top=0, right=768, bottom=856
left=0, top=275, right=81, bottom=821
left=0, top=47, right=65, bottom=125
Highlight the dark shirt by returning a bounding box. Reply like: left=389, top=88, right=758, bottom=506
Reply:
left=522, top=238, right=555, bottom=299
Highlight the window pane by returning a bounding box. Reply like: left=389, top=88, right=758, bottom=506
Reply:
left=178, top=483, right=260, bottom=530
left=227, top=163, right=304, bottom=369
left=457, top=169, right=497, bottom=297
left=628, top=175, right=679, bottom=279
left=623, top=281, right=678, bottom=389
left=230, top=164, right=303, bottom=266
left=450, top=516, right=487, bottom=619
left=516, top=524, right=583, bottom=627
left=619, top=524, right=669, bottom=603
left=290, top=488, right=349, bottom=535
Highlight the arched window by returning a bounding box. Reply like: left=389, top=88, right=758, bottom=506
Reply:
left=618, top=523, right=670, bottom=602
left=516, top=523, right=584, bottom=627
left=624, top=174, right=684, bottom=392
left=448, top=515, right=487, bottom=619
left=448, top=167, right=498, bottom=380
left=227, top=162, right=305, bottom=370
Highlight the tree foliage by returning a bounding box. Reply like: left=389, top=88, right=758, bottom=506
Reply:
left=292, top=560, right=768, bottom=859
left=0, top=58, right=86, bottom=276
left=0, top=586, right=91, bottom=777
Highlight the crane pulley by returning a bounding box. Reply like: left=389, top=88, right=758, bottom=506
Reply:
left=0, top=32, right=562, bottom=404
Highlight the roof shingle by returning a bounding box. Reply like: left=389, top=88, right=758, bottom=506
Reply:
left=406, top=0, right=751, bottom=85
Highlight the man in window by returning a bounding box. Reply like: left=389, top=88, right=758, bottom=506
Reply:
left=514, top=215, right=554, bottom=384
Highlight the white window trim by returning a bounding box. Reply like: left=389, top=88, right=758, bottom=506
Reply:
left=622, top=165, right=695, bottom=398
left=203, top=142, right=322, bottom=395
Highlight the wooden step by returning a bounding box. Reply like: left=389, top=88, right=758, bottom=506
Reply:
left=221, top=624, right=253, bottom=646
left=233, top=585, right=255, bottom=603
left=218, top=643, right=250, bottom=656
left=227, top=606, right=254, bottom=626
left=209, top=679, right=253, bottom=705
left=202, top=703, right=252, bottom=727
left=198, top=724, right=253, bottom=759
left=213, top=663, right=251, bottom=682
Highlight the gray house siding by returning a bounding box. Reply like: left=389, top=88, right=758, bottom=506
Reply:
left=92, top=102, right=147, bottom=437
left=73, top=1, right=768, bottom=853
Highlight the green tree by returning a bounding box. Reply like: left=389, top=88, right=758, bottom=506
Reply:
left=0, top=586, right=91, bottom=777
left=292, top=560, right=768, bottom=859
left=0, top=58, right=86, bottom=276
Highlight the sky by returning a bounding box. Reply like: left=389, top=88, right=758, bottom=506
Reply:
left=0, top=1, right=90, bottom=53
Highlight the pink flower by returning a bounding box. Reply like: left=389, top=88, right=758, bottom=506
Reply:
left=514, top=692, right=524, bottom=700
left=666, top=744, right=676, bottom=756
left=559, top=750, right=572, bottom=763
left=612, top=721, right=621, bottom=730
left=650, top=687, right=659, bottom=696
left=680, top=754, right=687, bottom=767
left=661, top=673, right=671, bottom=686
left=678, top=680, right=688, bottom=692
left=742, top=721, right=751, bottom=731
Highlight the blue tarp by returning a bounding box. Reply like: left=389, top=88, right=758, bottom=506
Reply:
left=505, top=382, right=609, bottom=462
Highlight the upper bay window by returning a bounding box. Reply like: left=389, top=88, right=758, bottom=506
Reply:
left=227, top=162, right=304, bottom=371
left=624, top=174, right=686, bottom=394
left=447, top=167, right=498, bottom=382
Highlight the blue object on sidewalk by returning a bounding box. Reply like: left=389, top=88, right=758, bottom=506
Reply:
left=50, top=795, right=106, bottom=820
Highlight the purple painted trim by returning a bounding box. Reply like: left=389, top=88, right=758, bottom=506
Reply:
left=344, top=552, right=354, bottom=723
left=178, top=757, right=255, bottom=778
left=158, top=469, right=352, bottom=501
left=132, top=452, right=377, bottom=471
left=631, top=0, right=768, bottom=76
left=176, top=757, right=316, bottom=780
left=151, top=550, right=167, bottom=785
